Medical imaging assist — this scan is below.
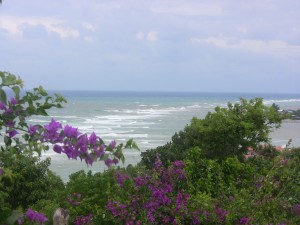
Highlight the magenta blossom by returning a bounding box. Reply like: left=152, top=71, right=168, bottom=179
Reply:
left=0, top=102, right=6, bottom=110
left=26, top=208, right=48, bottom=224
left=7, top=129, right=19, bottom=138
left=10, top=97, right=18, bottom=105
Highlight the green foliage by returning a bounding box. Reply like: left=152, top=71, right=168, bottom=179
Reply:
left=185, top=98, right=283, bottom=160
left=185, top=147, right=255, bottom=197
left=141, top=98, right=283, bottom=169
left=0, top=71, right=67, bottom=156
left=60, top=169, right=119, bottom=224
left=1, top=71, right=299, bottom=224
left=0, top=153, right=64, bottom=211
left=140, top=131, right=189, bottom=169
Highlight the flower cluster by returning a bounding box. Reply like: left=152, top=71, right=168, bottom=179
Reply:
left=106, top=155, right=238, bottom=224
left=23, top=208, right=48, bottom=224
left=115, top=171, right=130, bottom=188
left=74, top=214, right=94, bottom=225
left=0, top=77, right=136, bottom=167
left=0, top=98, right=23, bottom=138
left=67, top=192, right=82, bottom=206
left=107, top=156, right=190, bottom=224
left=27, top=118, right=121, bottom=166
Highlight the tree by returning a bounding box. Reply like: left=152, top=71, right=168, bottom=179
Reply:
left=184, top=98, right=283, bottom=160
left=141, top=98, right=283, bottom=167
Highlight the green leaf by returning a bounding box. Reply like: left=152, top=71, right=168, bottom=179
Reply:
left=37, top=108, right=48, bottom=116
left=12, top=86, right=20, bottom=98
left=0, top=88, right=7, bottom=104
left=55, top=93, right=67, bottom=103
left=38, top=86, right=48, bottom=96
left=4, top=136, right=12, bottom=146
left=121, top=155, right=125, bottom=164
left=125, top=139, right=140, bottom=150
left=2, top=73, right=17, bottom=86
left=5, top=210, right=23, bottom=225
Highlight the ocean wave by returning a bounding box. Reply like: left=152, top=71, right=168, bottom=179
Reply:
left=51, top=115, right=80, bottom=119
left=101, top=133, right=148, bottom=138
left=187, top=105, right=201, bottom=108
left=264, top=99, right=300, bottom=105
left=28, top=119, right=50, bottom=123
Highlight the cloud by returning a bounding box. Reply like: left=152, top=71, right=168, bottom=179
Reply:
left=150, top=1, right=224, bottom=16
left=83, top=36, right=95, bottom=43
left=147, top=31, right=157, bottom=42
left=82, top=23, right=96, bottom=32
left=136, top=31, right=158, bottom=42
left=192, top=36, right=300, bottom=57
left=136, top=32, right=144, bottom=40
left=0, top=15, right=79, bottom=39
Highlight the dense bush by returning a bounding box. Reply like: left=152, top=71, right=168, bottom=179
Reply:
left=141, top=98, right=283, bottom=168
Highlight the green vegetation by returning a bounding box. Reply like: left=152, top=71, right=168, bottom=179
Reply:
left=1, top=72, right=300, bottom=224
left=141, top=98, right=283, bottom=168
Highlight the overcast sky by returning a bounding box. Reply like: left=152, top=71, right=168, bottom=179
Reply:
left=0, top=0, right=299, bottom=93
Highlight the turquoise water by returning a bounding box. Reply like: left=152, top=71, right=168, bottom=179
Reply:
left=23, top=91, right=300, bottom=180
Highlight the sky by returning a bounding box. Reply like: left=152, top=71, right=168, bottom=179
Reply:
left=0, top=0, right=300, bottom=93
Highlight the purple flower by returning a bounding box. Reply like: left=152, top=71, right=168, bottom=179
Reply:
left=154, top=154, right=162, bottom=170
left=93, top=145, right=105, bottom=158
left=214, top=207, right=228, bottom=223
left=63, top=125, right=80, bottom=139
left=78, top=134, right=89, bottom=152
left=115, top=172, right=130, bottom=187
left=6, top=120, right=14, bottom=127
left=53, top=144, right=63, bottom=154
left=7, top=129, right=19, bottom=138
left=28, top=125, right=38, bottom=135
left=10, top=97, right=18, bottom=105
left=228, top=195, right=235, bottom=202
left=74, top=214, right=93, bottom=225
left=5, top=108, right=13, bottom=115
left=173, top=160, right=185, bottom=168
left=44, top=118, right=62, bottom=131
left=239, top=217, right=249, bottom=224
left=85, top=155, right=94, bottom=165
left=0, top=168, right=4, bottom=176
left=147, top=211, right=155, bottom=223
left=293, top=204, right=300, bottom=216
left=109, top=140, right=116, bottom=149
left=133, top=176, right=148, bottom=187
left=17, top=218, right=23, bottom=224
left=26, top=208, right=48, bottom=224
left=89, top=132, right=98, bottom=145
left=113, top=157, right=119, bottom=164
left=0, top=102, right=6, bottom=110
left=105, top=158, right=113, bottom=167
left=43, top=118, right=62, bottom=142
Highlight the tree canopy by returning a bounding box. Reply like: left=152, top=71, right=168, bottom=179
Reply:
left=141, top=98, right=283, bottom=168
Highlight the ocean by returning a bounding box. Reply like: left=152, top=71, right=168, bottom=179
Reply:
left=25, top=91, right=300, bottom=181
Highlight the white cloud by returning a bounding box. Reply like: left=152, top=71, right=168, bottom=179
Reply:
left=83, top=36, right=94, bottom=43
left=192, top=36, right=300, bottom=57
left=136, top=32, right=144, bottom=40
left=147, top=31, right=157, bottom=42
left=0, top=15, right=79, bottom=39
left=82, top=23, right=96, bottom=32
left=237, top=27, right=248, bottom=34
left=136, top=31, right=158, bottom=42
left=150, top=1, right=224, bottom=16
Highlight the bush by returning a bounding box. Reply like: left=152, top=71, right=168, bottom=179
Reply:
left=0, top=152, right=64, bottom=210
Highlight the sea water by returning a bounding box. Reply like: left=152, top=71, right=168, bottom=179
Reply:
left=13, top=91, right=300, bottom=181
